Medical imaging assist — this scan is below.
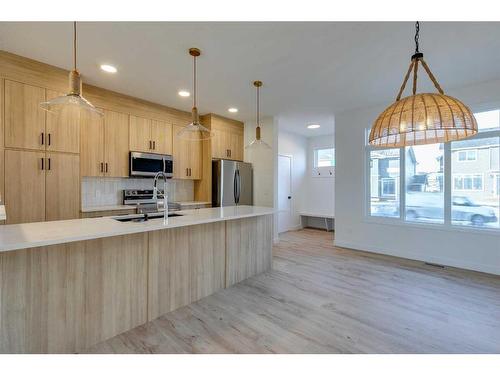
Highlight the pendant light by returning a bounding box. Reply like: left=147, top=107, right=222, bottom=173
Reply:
left=40, top=22, right=102, bottom=116
left=245, top=80, right=270, bottom=150
left=369, top=22, right=477, bottom=147
left=177, top=48, right=213, bottom=141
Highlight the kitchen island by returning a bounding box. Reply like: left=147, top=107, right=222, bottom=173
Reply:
left=0, top=206, right=274, bottom=353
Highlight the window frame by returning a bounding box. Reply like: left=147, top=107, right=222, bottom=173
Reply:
left=453, top=173, right=484, bottom=192
left=314, top=147, right=335, bottom=168
left=364, top=123, right=500, bottom=235
left=457, top=149, right=477, bottom=162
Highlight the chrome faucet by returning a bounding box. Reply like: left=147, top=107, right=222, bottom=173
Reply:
left=153, top=171, right=169, bottom=224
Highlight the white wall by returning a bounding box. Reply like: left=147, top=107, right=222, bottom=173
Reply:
left=244, top=117, right=279, bottom=242
left=277, top=129, right=308, bottom=231
left=335, top=78, right=500, bottom=275
left=305, top=135, right=335, bottom=216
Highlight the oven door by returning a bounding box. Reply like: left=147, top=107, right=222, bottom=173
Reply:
left=130, top=152, right=166, bottom=177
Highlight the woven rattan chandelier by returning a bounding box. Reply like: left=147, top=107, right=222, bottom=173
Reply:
left=369, top=22, right=477, bottom=147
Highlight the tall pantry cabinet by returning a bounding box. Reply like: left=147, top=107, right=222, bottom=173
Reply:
left=3, top=80, right=81, bottom=224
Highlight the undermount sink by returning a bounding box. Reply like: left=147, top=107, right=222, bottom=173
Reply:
left=113, top=212, right=183, bottom=222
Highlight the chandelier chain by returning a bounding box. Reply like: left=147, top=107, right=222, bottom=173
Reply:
left=414, top=21, right=420, bottom=54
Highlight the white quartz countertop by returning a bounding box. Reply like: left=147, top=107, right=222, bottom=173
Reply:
left=0, top=206, right=274, bottom=252
left=81, top=205, right=136, bottom=213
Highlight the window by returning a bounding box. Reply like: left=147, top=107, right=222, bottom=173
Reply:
left=405, top=144, right=444, bottom=224
left=457, top=150, right=477, bottom=162
left=453, top=174, right=483, bottom=191
left=475, top=109, right=500, bottom=132
left=314, top=148, right=335, bottom=167
left=366, top=109, right=500, bottom=230
left=369, top=149, right=400, bottom=218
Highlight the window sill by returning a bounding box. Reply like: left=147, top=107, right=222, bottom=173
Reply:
left=363, top=215, right=500, bottom=236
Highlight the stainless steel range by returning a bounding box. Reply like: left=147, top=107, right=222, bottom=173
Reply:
left=122, top=189, right=180, bottom=214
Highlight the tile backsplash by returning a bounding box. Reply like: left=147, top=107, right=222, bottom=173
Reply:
left=81, top=177, right=194, bottom=207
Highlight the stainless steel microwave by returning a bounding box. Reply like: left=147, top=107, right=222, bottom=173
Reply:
left=129, top=151, right=173, bottom=178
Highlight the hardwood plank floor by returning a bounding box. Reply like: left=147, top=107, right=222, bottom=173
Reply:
left=85, top=229, right=500, bottom=354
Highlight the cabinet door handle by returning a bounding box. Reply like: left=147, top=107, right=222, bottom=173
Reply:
left=149, top=140, right=152, bottom=150
left=105, top=163, right=108, bottom=173
left=41, top=133, right=44, bottom=145
left=41, top=158, right=44, bottom=170
left=229, top=149, right=232, bottom=157
left=47, top=158, right=51, bottom=171
left=186, top=168, right=188, bottom=177
left=100, top=162, right=104, bottom=173
left=48, top=133, right=51, bottom=146
left=189, top=168, right=192, bottom=177
left=153, top=141, right=156, bottom=150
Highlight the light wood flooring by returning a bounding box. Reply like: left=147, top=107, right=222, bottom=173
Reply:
left=85, top=229, right=500, bottom=354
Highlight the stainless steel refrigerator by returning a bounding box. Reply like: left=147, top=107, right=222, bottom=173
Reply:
left=212, top=160, right=253, bottom=207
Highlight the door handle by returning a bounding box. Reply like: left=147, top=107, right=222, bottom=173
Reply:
left=189, top=168, right=191, bottom=177
left=47, top=158, right=51, bottom=171
left=153, top=141, right=156, bottom=150
left=41, top=133, right=44, bottom=145
left=229, top=149, right=232, bottom=158
left=100, top=162, right=104, bottom=173
left=41, top=157, right=44, bottom=170
left=48, top=133, right=51, bottom=146
left=105, top=163, right=108, bottom=173
left=288, top=196, right=291, bottom=199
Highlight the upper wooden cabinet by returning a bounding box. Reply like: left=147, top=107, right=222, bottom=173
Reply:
left=80, top=109, right=129, bottom=177
left=151, top=119, right=172, bottom=155
left=4, top=80, right=46, bottom=150
left=45, top=90, right=80, bottom=153
left=130, top=116, right=172, bottom=154
left=104, top=110, right=129, bottom=177
left=172, top=124, right=202, bottom=180
left=206, top=114, right=244, bottom=161
left=4, top=81, right=80, bottom=153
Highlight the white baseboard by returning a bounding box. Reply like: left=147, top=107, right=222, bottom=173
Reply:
left=334, top=240, right=500, bottom=276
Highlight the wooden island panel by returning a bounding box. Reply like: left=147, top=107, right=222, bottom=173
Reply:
left=0, top=233, right=148, bottom=353
left=148, top=221, right=225, bottom=320
left=226, top=214, right=273, bottom=287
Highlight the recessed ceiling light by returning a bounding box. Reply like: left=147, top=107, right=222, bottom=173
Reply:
left=228, top=108, right=238, bottom=113
left=100, top=64, right=117, bottom=73
left=307, top=124, right=321, bottom=129
left=178, top=90, right=190, bottom=97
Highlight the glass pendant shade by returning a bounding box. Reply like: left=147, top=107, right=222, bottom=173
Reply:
left=177, top=48, right=213, bottom=141
left=245, top=126, right=270, bottom=150
left=39, top=23, right=102, bottom=117
left=369, top=22, right=476, bottom=147
left=177, top=106, right=214, bottom=141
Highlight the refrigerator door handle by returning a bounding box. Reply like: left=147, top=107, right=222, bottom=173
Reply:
left=236, top=169, right=241, bottom=204
left=233, top=169, right=238, bottom=204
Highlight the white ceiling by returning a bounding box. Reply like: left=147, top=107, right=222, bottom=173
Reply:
left=1, top=22, right=500, bottom=137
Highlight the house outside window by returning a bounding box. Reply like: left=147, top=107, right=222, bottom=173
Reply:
left=366, top=109, right=500, bottom=230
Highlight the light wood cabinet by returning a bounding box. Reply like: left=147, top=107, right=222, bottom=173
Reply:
left=209, top=115, right=244, bottom=161
left=4, top=82, right=80, bottom=154
left=80, top=109, right=129, bottom=177
left=104, top=110, right=129, bottom=177
left=4, top=149, right=46, bottom=224
left=151, top=119, right=172, bottom=154
left=45, top=153, right=80, bottom=221
left=129, top=115, right=151, bottom=153
left=4, top=80, right=46, bottom=150
left=45, top=90, right=80, bottom=153
left=130, top=116, right=172, bottom=154
left=172, top=125, right=202, bottom=180
left=80, top=110, right=104, bottom=177
left=4, top=150, right=80, bottom=224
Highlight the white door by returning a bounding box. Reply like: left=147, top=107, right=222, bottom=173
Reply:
left=278, top=155, right=292, bottom=233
